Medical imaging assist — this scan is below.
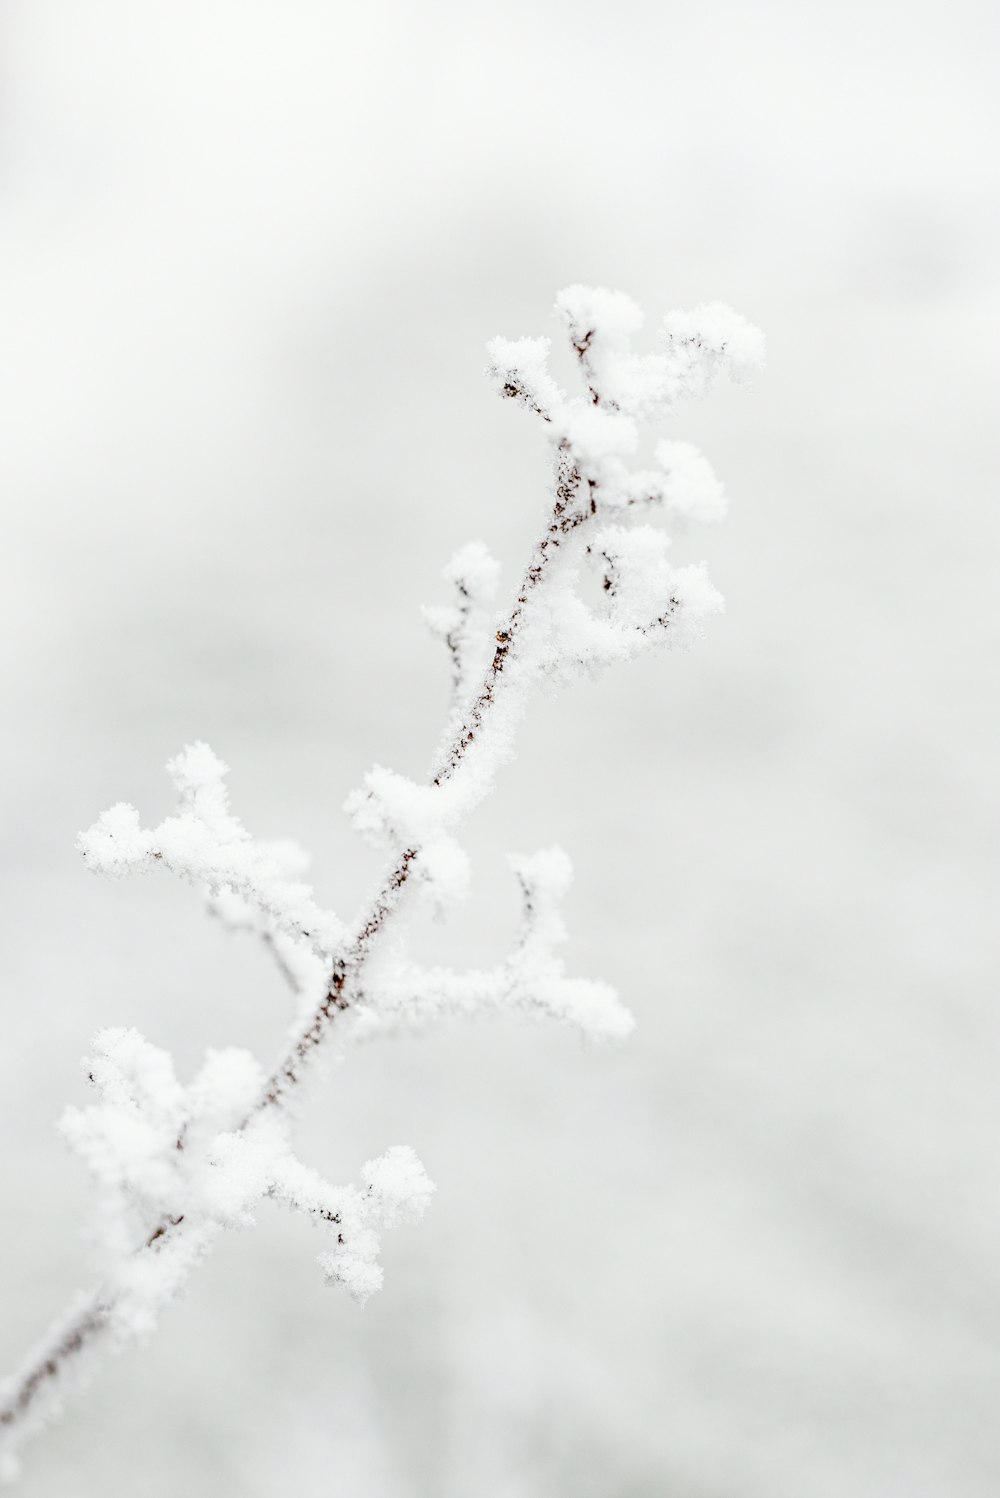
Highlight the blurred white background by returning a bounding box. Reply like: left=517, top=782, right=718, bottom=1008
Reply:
left=1, top=1, right=998, bottom=1493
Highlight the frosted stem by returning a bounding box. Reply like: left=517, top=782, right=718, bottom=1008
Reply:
left=0, top=463, right=585, bottom=1460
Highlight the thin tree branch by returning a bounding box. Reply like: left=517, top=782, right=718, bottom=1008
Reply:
left=2, top=286, right=764, bottom=1470
left=0, top=453, right=589, bottom=1449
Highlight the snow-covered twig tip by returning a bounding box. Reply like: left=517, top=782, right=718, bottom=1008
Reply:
left=1, top=286, right=762, bottom=1482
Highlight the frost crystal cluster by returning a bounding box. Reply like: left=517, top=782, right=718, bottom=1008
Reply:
left=0, top=286, right=763, bottom=1482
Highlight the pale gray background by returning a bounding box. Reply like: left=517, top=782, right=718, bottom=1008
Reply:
left=1, top=1, right=998, bottom=1494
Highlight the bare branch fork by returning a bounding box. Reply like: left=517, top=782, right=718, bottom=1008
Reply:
left=0, top=286, right=764, bottom=1482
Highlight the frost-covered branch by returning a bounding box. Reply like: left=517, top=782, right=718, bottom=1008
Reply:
left=77, top=743, right=347, bottom=964
left=351, top=848, right=633, bottom=1043
left=0, top=286, right=763, bottom=1482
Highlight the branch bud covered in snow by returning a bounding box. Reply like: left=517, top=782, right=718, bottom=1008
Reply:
left=660, top=301, right=767, bottom=399
left=484, top=335, right=564, bottom=416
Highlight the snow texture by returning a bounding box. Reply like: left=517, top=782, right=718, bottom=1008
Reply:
left=60, top=1028, right=433, bottom=1329
left=78, top=742, right=347, bottom=963
left=351, top=847, right=634, bottom=1043
left=485, top=335, right=565, bottom=415
left=553, top=284, right=765, bottom=420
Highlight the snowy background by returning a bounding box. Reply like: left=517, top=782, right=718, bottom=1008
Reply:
left=1, top=1, right=998, bottom=1493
